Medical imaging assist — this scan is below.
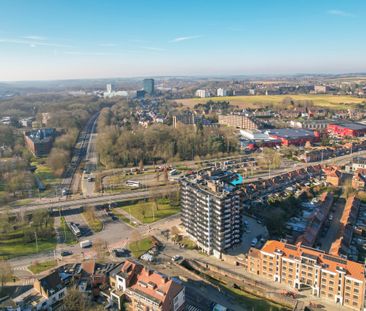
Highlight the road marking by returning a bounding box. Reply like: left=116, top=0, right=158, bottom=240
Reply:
left=22, top=278, right=36, bottom=285
left=13, top=266, right=29, bottom=271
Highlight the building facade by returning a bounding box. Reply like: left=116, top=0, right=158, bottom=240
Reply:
left=246, top=240, right=365, bottom=310
left=328, top=122, right=366, bottom=137
left=217, top=88, right=227, bottom=97
left=24, top=128, right=56, bottom=157
left=180, top=170, right=242, bottom=258
left=143, top=79, right=155, bottom=95
left=109, top=260, right=185, bottom=311
left=218, top=114, right=259, bottom=130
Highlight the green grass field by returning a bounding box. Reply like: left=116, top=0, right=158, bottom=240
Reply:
left=121, top=198, right=180, bottom=224
left=29, top=260, right=58, bottom=274
left=31, top=159, right=61, bottom=188
left=175, top=94, right=365, bottom=110
left=0, top=231, right=57, bottom=259
left=128, top=236, right=154, bottom=258
left=59, top=217, right=78, bottom=245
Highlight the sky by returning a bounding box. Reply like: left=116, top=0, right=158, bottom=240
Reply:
left=0, top=0, right=366, bottom=81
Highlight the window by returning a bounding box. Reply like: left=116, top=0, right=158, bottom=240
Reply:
left=354, top=288, right=359, bottom=294
left=353, top=295, right=358, bottom=300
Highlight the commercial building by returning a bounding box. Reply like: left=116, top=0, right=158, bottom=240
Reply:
left=327, top=122, right=366, bottom=137
left=180, top=170, right=243, bottom=258
left=24, top=128, right=56, bottom=157
left=108, top=259, right=185, bottom=311
left=218, top=114, right=260, bottom=130
left=268, top=128, right=319, bottom=146
left=246, top=240, right=365, bottom=310
left=217, top=88, right=227, bottom=97
left=143, top=78, right=155, bottom=95
left=289, top=120, right=332, bottom=131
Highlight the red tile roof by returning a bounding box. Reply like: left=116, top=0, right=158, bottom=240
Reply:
left=261, top=240, right=365, bottom=281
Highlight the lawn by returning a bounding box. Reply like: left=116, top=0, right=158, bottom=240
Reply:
left=175, top=94, right=365, bottom=110
left=59, top=216, right=78, bottom=245
left=0, top=233, right=57, bottom=260
left=29, top=260, right=58, bottom=274
left=31, top=159, right=61, bottom=188
left=128, top=236, right=154, bottom=258
left=0, top=212, right=57, bottom=259
left=122, top=198, right=180, bottom=224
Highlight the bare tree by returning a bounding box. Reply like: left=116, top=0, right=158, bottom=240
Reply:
left=0, top=260, right=13, bottom=286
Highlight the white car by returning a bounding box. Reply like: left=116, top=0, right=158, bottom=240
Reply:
left=172, top=255, right=183, bottom=262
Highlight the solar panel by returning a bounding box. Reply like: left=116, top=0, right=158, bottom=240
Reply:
left=323, top=254, right=347, bottom=265
left=285, top=244, right=297, bottom=251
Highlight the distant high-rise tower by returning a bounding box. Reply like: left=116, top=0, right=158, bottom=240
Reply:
left=106, top=83, right=112, bottom=93
left=143, top=79, right=154, bottom=95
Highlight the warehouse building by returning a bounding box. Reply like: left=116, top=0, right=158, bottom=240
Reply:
left=268, top=128, right=319, bottom=146
left=327, top=122, right=366, bottom=137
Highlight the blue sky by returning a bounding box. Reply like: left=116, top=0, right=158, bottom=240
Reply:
left=0, top=0, right=365, bottom=81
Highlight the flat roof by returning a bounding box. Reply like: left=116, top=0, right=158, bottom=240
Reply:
left=269, top=128, right=316, bottom=139
left=333, top=122, right=366, bottom=130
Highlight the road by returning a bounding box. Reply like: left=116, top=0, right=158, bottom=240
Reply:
left=81, top=114, right=99, bottom=197
left=0, top=185, right=178, bottom=213
left=59, top=111, right=100, bottom=194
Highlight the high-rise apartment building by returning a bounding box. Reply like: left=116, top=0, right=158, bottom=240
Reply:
left=246, top=240, right=365, bottom=310
left=106, top=83, right=112, bottom=93
left=143, top=78, right=155, bottom=95
left=180, top=170, right=243, bottom=258
left=217, top=88, right=227, bottom=97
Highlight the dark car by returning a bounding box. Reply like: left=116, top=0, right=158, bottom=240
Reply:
left=61, top=250, right=73, bottom=257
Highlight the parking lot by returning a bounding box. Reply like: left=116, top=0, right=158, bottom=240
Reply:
left=227, top=216, right=268, bottom=255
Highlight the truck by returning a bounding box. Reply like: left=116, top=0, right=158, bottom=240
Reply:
left=80, top=240, right=92, bottom=248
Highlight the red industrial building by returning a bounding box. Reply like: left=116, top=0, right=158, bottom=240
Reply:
left=268, top=128, right=320, bottom=146
left=327, top=122, right=366, bottom=137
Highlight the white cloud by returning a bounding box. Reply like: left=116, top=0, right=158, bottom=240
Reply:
left=23, top=35, right=47, bottom=41
left=140, top=46, right=165, bottom=52
left=98, top=43, right=118, bottom=47
left=327, top=9, right=354, bottom=17
left=0, top=38, right=72, bottom=48
left=170, top=35, right=202, bottom=42
left=64, top=51, right=125, bottom=56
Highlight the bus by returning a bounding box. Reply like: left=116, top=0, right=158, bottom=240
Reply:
left=126, top=180, right=141, bottom=188
left=68, top=222, right=81, bottom=237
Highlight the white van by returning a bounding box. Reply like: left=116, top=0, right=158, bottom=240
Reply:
left=80, top=240, right=92, bottom=248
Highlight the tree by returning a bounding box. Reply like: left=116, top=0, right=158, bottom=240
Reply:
left=0, top=260, right=13, bottom=286
left=93, top=239, right=108, bottom=260
left=139, top=159, right=144, bottom=172
left=63, top=288, right=87, bottom=311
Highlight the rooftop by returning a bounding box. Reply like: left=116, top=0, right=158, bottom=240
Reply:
left=261, top=240, right=364, bottom=281
left=268, top=128, right=316, bottom=139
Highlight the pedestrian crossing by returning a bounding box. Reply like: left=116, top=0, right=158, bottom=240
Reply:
left=22, top=278, right=36, bottom=286
left=186, top=305, right=202, bottom=311
left=13, top=266, right=28, bottom=271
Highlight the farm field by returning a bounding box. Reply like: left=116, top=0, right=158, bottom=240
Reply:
left=174, top=94, right=365, bottom=110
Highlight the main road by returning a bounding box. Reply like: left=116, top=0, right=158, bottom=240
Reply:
left=0, top=185, right=178, bottom=213
left=59, top=111, right=100, bottom=194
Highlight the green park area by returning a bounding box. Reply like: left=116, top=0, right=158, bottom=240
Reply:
left=0, top=209, right=57, bottom=259
left=31, top=159, right=61, bottom=194
left=176, top=94, right=365, bottom=110
left=59, top=217, right=78, bottom=245
left=128, top=236, right=154, bottom=258
left=121, top=197, right=180, bottom=224
left=29, top=260, right=58, bottom=274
